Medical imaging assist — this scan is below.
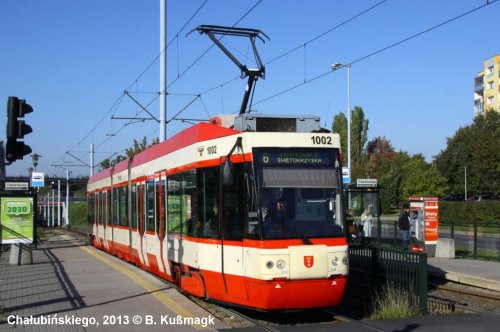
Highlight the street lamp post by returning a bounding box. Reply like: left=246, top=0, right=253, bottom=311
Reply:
left=51, top=182, right=55, bottom=227
left=31, top=153, right=41, bottom=171
left=331, top=63, right=351, bottom=178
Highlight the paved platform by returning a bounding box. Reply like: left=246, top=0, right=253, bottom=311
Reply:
left=1, top=230, right=500, bottom=332
left=428, top=257, right=500, bottom=292
left=0, top=231, right=230, bottom=331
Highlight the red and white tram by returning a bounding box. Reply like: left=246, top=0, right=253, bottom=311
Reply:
left=87, top=113, right=349, bottom=310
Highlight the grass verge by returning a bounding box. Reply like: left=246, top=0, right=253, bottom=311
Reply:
left=370, top=285, right=419, bottom=319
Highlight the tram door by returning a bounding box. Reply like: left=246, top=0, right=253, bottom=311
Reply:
left=137, top=184, right=148, bottom=267
left=221, top=163, right=248, bottom=300
left=94, top=193, right=101, bottom=246
left=103, top=191, right=110, bottom=250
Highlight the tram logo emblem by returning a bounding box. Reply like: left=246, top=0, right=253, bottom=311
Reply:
left=197, top=146, right=205, bottom=158
left=304, top=256, right=314, bottom=268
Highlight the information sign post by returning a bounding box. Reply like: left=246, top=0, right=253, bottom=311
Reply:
left=1, top=197, right=34, bottom=244
left=0, top=180, right=37, bottom=264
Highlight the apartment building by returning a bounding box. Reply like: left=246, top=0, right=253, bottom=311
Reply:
left=474, top=55, right=500, bottom=117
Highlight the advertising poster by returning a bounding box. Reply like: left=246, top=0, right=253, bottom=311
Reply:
left=424, top=200, right=439, bottom=244
left=1, top=197, right=34, bottom=244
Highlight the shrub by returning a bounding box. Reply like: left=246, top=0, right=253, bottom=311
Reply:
left=440, top=201, right=500, bottom=224
left=370, top=285, right=419, bottom=319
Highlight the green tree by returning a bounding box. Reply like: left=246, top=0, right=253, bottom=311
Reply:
left=402, top=154, right=449, bottom=198
left=351, top=106, right=369, bottom=167
left=435, top=111, right=500, bottom=196
left=331, top=106, right=369, bottom=177
left=332, top=112, right=347, bottom=156
left=365, top=136, right=396, bottom=177
left=98, top=136, right=160, bottom=171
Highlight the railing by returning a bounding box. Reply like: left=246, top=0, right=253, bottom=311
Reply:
left=349, top=245, right=428, bottom=314
left=351, top=219, right=500, bottom=262
left=439, top=221, right=500, bottom=260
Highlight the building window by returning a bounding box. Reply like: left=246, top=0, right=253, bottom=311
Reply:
left=487, top=66, right=494, bottom=77
left=487, top=81, right=493, bottom=90
left=487, top=96, right=494, bottom=105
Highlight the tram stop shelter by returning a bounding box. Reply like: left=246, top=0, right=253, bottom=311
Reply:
left=345, top=179, right=381, bottom=241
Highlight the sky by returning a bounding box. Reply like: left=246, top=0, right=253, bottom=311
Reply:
left=1, top=0, right=498, bottom=178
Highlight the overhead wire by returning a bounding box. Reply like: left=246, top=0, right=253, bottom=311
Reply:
left=167, top=0, right=263, bottom=89
left=63, top=0, right=497, bottom=173
left=65, top=0, right=383, bottom=169
left=254, top=0, right=498, bottom=107
left=125, top=0, right=209, bottom=91
left=63, top=0, right=264, bottom=170
left=188, top=0, right=389, bottom=108
left=60, top=0, right=210, bottom=166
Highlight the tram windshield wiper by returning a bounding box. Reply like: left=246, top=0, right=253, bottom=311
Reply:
left=293, top=228, right=312, bottom=245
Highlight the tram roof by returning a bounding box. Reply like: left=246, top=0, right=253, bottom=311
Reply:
left=88, top=122, right=239, bottom=185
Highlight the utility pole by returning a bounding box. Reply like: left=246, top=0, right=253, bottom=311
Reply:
left=90, top=143, right=94, bottom=176
left=57, top=180, right=61, bottom=227
left=51, top=185, right=55, bottom=227
left=159, top=0, right=167, bottom=141
left=66, top=169, right=70, bottom=227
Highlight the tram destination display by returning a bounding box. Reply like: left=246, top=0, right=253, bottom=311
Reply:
left=254, top=148, right=336, bottom=168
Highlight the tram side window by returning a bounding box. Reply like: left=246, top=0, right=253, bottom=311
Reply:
left=95, top=194, right=100, bottom=225
left=97, top=192, right=102, bottom=224
left=119, top=186, right=128, bottom=226
left=131, top=185, right=137, bottom=229
left=146, top=181, right=155, bottom=232
left=106, top=190, right=111, bottom=226
left=97, top=191, right=106, bottom=224
left=167, top=174, right=181, bottom=234
left=156, top=180, right=166, bottom=237
left=183, top=170, right=197, bottom=237
left=223, top=163, right=244, bottom=241
left=199, top=167, right=219, bottom=238
left=88, top=194, right=96, bottom=225
left=113, top=188, right=119, bottom=225
left=102, top=192, right=106, bottom=225
left=137, top=184, right=145, bottom=233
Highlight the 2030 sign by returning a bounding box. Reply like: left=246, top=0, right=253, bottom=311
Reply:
left=3, top=200, right=30, bottom=215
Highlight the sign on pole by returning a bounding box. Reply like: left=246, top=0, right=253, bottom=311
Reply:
left=342, top=167, right=350, bottom=184
left=357, top=178, right=378, bottom=188
left=31, top=172, right=45, bottom=187
left=1, top=197, right=34, bottom=244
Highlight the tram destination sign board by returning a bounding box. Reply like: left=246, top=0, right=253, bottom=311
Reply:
left=357, top=178, right=378, bottom=188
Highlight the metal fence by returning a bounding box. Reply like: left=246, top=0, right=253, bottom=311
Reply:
left=439, top=221, right=500, bottom=260
left=353, top=219, right=500, bottom=261
left=349, top=245, right=428, bottom=315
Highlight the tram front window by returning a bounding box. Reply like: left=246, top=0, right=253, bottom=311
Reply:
left=253, top=148, right=344, bottom=240
left=259, top=186, right=343, bottom=240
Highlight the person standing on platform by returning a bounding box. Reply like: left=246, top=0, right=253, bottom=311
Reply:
left=361, top=206, right=373, bottom=238
left=398, top=202, right=410, bottom=250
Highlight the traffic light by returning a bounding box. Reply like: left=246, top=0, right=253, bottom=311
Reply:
left=6, top=96, right=33, bottom=163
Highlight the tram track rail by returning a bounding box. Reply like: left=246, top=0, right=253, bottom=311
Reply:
left=59, top=228, right=500, bottom=323
left=429, top=281, right=500, bottom=302
left=428, top=278, right=500, bottom=314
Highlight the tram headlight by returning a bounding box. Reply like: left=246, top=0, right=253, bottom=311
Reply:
left=276, top=259, right=286, bottom=270
left=331, top=256, right=339, bottom=267
left=342, top=256, right=349, bottom=266
left=266, top=260, right=274, bottom=269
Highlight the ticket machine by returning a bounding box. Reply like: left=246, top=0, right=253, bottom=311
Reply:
left=408, top=197, right=439, bottom=256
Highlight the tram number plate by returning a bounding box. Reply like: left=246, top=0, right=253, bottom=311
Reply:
left=207, top=145, right=217, bottom=155
left=311, top=136, right=332, bottom=145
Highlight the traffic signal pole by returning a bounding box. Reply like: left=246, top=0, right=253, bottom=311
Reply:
left=5, top=96, right=33, bottom=164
